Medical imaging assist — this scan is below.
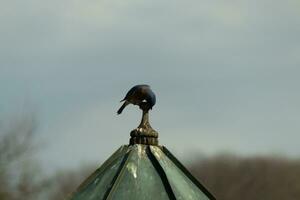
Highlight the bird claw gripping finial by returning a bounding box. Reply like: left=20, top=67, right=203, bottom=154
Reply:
left=118, top=85, right=158, bottom=145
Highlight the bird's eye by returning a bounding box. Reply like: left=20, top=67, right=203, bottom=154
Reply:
left=142, top=99, right=147, bottom=102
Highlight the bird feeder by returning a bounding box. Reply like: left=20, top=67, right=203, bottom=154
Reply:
left=67, top=86, right=216, bottom=200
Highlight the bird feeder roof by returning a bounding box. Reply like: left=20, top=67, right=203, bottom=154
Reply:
left=67, top=144, right=215, bottom=200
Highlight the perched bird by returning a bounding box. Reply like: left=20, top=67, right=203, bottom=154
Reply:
left=117, top=84, right=156, bottom=114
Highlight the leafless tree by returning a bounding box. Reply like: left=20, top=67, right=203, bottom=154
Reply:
left=0, top=113, right=43, bottom=200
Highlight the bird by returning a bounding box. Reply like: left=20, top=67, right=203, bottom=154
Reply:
left=117, top=84, right=156, bottom=114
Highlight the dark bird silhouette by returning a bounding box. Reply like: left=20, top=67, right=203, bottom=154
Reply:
left=117, top=84, right=156, bottom=114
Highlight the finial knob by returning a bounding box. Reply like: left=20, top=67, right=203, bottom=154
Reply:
left=129, top=102, right=158, bottom=145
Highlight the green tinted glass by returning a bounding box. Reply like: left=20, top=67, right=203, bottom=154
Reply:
left=69, top=146, right=129, bottom=200
left=150, top=146, right=210, bottom=200
left=107, top=145, right=169, bottom=200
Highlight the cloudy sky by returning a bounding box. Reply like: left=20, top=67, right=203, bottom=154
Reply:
left=1, top=0, right=300, bottom=172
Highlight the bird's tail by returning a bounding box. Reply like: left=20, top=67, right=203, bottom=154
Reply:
left=117, top=101, right=128, bottom=114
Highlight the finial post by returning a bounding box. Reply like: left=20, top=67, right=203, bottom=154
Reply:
left=129, top=102, right=158, bottom=145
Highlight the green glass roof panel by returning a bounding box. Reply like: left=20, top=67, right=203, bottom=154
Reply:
left=68, top=144, right=215, bottom=200
left=68, top=145, right=129, bottom=200
left=150, top=146, right=211, bottom=200
left=107, top=145, right=169, bottom=200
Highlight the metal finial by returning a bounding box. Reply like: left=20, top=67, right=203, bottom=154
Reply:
left=118, top=85, right=158, bottom=145
left=129, top=102, right=158, bottom=145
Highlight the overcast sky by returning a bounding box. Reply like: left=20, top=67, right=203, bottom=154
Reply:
left=1, top=0, right=300, bottom=172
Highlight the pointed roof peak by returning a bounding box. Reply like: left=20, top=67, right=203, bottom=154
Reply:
left=68, top=145, right=216, bottom=200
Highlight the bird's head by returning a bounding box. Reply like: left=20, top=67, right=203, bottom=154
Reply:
left=146, top=90, right=156, bottom=109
